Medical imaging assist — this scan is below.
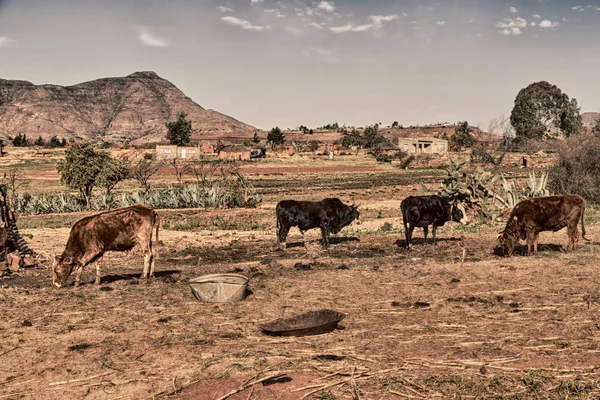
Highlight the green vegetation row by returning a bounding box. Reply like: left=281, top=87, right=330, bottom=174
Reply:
left=13, top=183, right=261, bottom=215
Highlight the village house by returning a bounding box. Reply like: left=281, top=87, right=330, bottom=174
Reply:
left=155, top=145, right=204, bottom=160
left=218, top=144, right=251, bottom=161
left=397, top=137, right=448, bottom=154
left=374, top=142, right=403, bottom=155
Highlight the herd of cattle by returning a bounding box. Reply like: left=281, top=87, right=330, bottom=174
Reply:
left=51, top=194, right=589, bottom=287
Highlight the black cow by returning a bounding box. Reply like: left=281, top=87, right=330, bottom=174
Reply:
left=276, top=198, right=360, bottom=249
left=400, top=195, right=468, bottom=249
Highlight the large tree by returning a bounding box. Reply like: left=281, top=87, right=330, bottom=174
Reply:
left=267, top=127, right=285, bottom=150
left=166, top=112, right=192, bottom=146
left=449, top=121, right=475, bottom=151
left=362, top=124, right=385, bottom=149
left=510, top=81, right=583, bottom=141
left=593, top=116, right=600, bottom=138
left=57, top=141, right=126, bottom=208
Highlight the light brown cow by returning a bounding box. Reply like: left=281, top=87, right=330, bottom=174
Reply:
left=53, top=204, right=159, bottom=287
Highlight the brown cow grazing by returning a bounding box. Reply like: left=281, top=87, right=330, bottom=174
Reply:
left=53, top=204, right=159, bottom=287
left=498, top=194, right=588, bottom=257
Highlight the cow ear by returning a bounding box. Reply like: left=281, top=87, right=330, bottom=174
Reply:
left=503, top=233, right=509, bottom=239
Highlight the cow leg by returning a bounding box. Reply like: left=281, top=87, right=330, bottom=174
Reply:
left=432, top=226, right=438, bottom=245
left=423, top=226, right=429, bottom=245
left=533, top=234, right=539, bottom=255
left=526, top=231, right=534, bottom=255
left=136, top=233, right=152, bottom=279
left=321, top=223, right=330, bottom=249
left=405, top=225, right=414, bottom=249
left=74, top=265, right=84, bottom=287
left=94, top=256, right=103, bottom=285
left=278, top=223, right=291, bottom=250
left=149, top=241, right=156, bottom=277
left=567, top=219, right=579, bottom=251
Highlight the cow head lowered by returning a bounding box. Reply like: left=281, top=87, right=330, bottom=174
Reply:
left=52, top=254, right=80, bottom=287
left=498, top=216, right=523, bottom=256
left=451, top=202, right=469, bottom=225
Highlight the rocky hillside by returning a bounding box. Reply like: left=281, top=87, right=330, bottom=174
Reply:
left=0, top=71, right=255, bottom=145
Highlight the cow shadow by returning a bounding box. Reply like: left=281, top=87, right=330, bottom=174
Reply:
left=93, top=269, right=182, bottom=285
left=394, top=237, right=461, bottom=248
left=492, top=243, right=565, bottom=257
left=280, top=236, right=360, bottom=250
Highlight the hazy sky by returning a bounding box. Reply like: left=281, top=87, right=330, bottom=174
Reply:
left=0, top=0, right=599, bottom=130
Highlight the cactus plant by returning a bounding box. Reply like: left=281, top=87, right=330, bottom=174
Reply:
left=439, top=159, right=550, bottom=221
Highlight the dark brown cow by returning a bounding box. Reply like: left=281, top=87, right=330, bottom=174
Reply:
left=498, top=194, right=588, bottom=256
left=53, top=204, right=159, bottom=287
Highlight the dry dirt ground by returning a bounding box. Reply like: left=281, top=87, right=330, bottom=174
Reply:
left=1, top=152, right=600, bottom=399
left=2, top=207, right=600, bottom=399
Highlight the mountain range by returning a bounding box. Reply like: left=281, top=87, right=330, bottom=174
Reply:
left=0, top=71, right=255, bottom=145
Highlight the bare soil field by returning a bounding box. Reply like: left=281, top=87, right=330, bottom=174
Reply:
left=2, top=151, right=600, bottom=400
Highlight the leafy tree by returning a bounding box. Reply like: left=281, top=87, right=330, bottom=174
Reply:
left=166, top=112, right=192, bottom=146
left=57, top=140, right=124, bottom=208
left=11, top=133, right=28, bottom=147
left=49, top=136, right=65, bottom=148
left=267, top=127, right=285, bottom=150
left=362, top=124, right=385, bottom=149
left=97, top=157, right=129, bottom=196
left=60, top=138, right=67, bottom=147
left=391, top=121, right=399, bottom=129
left=309, top=129, right=314, bottom=135
left=321, top=123, right=339, bottom=131
left=298, top=125, right=309, bottom=134
left=593, top=116, right=600, bottom=138
left=339, top=128, right=363, bottom=148
left=252, top=131, right=260, bottom=144
left=449, top=121, right=475, bottom=151
left=510, top=81, right=582, bottom=141
left=34, top=136, right=45, bottom=146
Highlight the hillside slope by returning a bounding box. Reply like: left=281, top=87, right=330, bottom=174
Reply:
left=0, top=71, right=255, bottom=144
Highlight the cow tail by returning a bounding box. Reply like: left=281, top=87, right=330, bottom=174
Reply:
left=581, top=201, right=589, bottom=241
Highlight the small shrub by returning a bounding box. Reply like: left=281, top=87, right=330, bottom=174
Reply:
left=380, top=222, right=393, bottom=232
left=399, top=155, right=415, bottom=169
left=549, top=133, right=600, bottom=202
left=375, top=154, right=393, bottom=163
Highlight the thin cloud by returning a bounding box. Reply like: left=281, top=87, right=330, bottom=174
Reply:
left=499, top=27, right=522, bottom=35
left=436, top=20, right=445, bottom=25
left=571, top=5, right=600, bottom=11
left=137, top=29, right=170, bottom=47
left=496, top=17, right=527, bottom=35
left=316, top=1, right=335, bottom=13
left=218, top=6, right=233, bottom=13
left=250, top=0, right=264, bottom=3
left=330, top=14, right=398, bottom=33
left=265, top=8, right=285, bottom=18
left=306, top=22, right=323, bottom=29
left=302, top=46, right=338, bottom=63
left=532, top=14, right=542, bottom=19
left=538, top=19, right=560, bottom=29
left=0, top=36, right=15, bottom=47
left=222, top=16, right=270, bottom=31
left=509, top=6, right=518, bottom=13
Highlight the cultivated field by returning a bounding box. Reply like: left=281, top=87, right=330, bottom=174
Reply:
left=2, top=151, right=600, bottom=399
